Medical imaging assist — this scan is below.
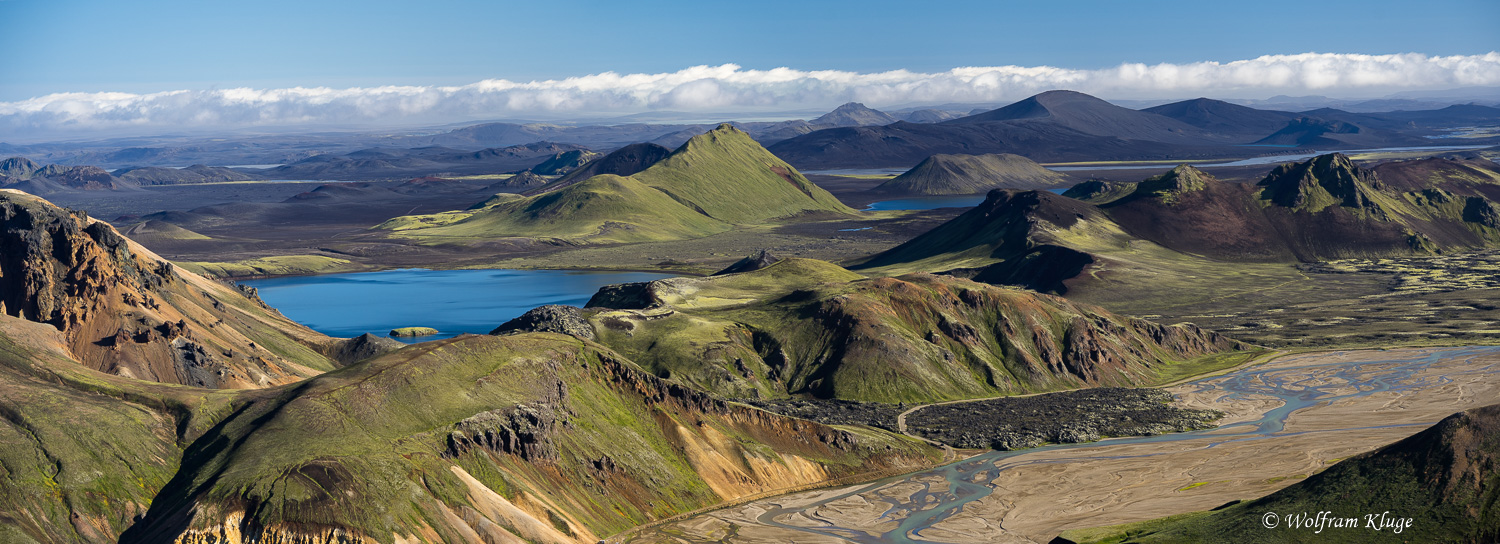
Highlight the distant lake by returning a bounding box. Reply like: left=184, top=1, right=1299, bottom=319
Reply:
left=241, top=269, right=676, bottom=343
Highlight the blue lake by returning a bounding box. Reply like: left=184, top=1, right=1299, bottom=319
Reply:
left=241, top=268, right=676, bottom=342
left=863, top=195, right=987, bottom=211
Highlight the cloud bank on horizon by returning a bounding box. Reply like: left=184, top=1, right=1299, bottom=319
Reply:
left=5, top=52, right=1498, bottom=137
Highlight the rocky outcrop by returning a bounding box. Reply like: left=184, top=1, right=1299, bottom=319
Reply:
left=713, top=249, right=783, bottom=276
left=528, top=149, right=601, bottom=175
left=1258, top=153, right=1385, bottom=212
left=906, top=388, right=1222, bottom=450
left=324, top=333, right=403, bottom=365
left=488, top=170, right=548, bottom=189
left=491, top=305, right=596, bottom=340
left=0, top=190, right=336, bottom=388
left=448, top=401, right=566, bottom=462
left=585, top=281, right=664, bottom=310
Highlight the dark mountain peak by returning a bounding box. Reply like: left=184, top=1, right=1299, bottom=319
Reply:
left=812, top=102, right=899, bottom=127
left=1258, top=153, right=1385, bottom=211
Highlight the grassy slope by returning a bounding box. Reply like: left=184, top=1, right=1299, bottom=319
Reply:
left=0, top=317, right=238, bottom=543
left=628, top=125, right=854, bottom=223
left=380, top=125, right=853, bottom=244
left=114, top=332, right=936, bottom=542
left=589, top=259, right=1253, bottom=404
left=389, top=175, right=732, bottom=244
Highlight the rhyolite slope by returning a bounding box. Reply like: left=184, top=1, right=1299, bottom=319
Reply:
left=0, top=189, right=342, bottom=388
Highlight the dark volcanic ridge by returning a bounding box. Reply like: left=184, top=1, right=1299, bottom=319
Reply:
left=862, top=153, right=1500, bottom=293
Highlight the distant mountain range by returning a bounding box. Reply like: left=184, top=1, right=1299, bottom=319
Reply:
left=769, top=91, right=1500, bottom=168
left=6, top=91, right=1498, bottom=182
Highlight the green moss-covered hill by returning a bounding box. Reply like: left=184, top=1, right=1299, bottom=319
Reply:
left=576, top=258, right=1249, bottom=403
left=860, top=155, right=1500, bottom=293
left=1060, top=403, right=1500, bottom=543
left=380, top=125, right=855, bottom=244
left=873, top=153, right=1066, bottom=195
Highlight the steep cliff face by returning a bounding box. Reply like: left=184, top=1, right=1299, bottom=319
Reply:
left=118, top=333, right=936, bottom=544
left=0, top=189, right=337, bottom=387
left=586, top=259, right=1244, bottom=403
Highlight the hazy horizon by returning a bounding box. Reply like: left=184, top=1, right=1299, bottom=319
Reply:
left=3, top=0, right=1498, bottom=141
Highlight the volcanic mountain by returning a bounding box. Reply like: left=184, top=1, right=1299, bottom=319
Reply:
left=811, top=102, right=900, bottom=126
left=860, top=154, right=1500, bottom=293
left=1062, top=403, right=1500, bottom=543
left=946, top=90, right=1226, bottom=144
left=381, top=124, right=855, bottom=244
left=873, top=153, right=1067, bottom=195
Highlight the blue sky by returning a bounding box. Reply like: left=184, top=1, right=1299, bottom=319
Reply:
left=2, top=0, right=1497, bottom=101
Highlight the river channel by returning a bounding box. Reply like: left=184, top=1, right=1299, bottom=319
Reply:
left=639, top=345, right=1500, bottom=543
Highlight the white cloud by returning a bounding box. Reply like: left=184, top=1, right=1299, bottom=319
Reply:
left=3, top=52, right=1498, bottom=136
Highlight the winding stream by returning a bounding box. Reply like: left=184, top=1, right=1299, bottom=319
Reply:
left=750, top=346, right=1500, bottom=543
